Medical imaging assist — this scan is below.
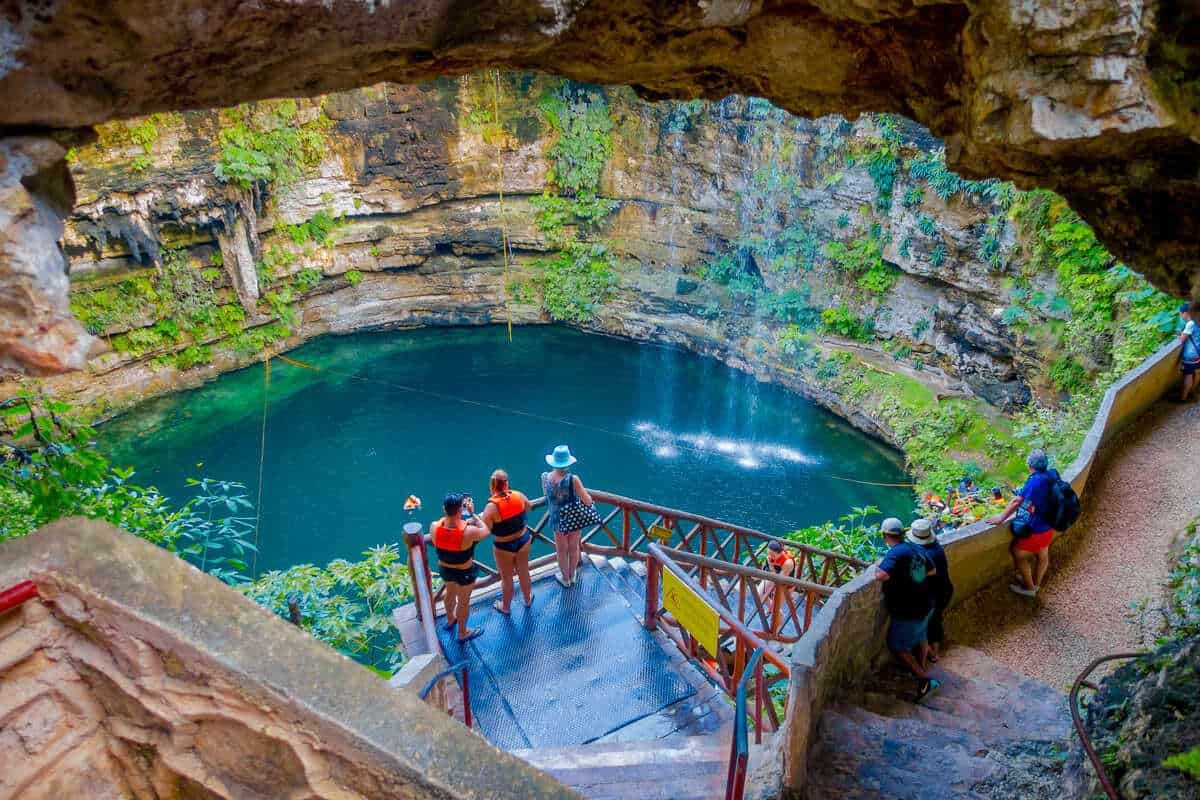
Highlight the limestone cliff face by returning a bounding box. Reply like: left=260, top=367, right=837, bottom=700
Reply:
left=33, top=77, right=1052, bottom=435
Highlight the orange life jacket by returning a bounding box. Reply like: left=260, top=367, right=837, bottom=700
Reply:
left=432, top=517, right=474, bottom=570
left=768, top=550, right=794, bottom=574
left=489, top=491, right=528, bottom=541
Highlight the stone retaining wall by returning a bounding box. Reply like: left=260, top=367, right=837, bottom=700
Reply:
left=781, top=339, right=1184, bottom=798
left=0, top=518, right=578, bottom=800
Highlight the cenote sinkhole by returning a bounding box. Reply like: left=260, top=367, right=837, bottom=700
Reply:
left=97, top=326, right=912, bottom=573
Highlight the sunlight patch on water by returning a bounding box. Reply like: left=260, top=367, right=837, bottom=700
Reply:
left=632, top=421, right=820, bottom=470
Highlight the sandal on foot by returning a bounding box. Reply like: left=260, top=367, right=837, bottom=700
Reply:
left=492, top=600, right=511, bottom=615
left=555, top=574, right=570, bottom=588
left=524, top=594, right=535, bottom=608
left=457, top=627, right=484, bottom=643
left=441, top=619, right=457, bottom=631
left=916, top=678, right=941, bottom=703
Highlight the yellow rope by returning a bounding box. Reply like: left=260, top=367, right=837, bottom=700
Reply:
left=252, top=353, right=271, bottom=577
left=493, top=69, right=513, bottom=344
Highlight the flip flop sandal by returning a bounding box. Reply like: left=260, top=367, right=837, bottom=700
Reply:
left=555, top=574, right=570, bottom=588
left=524, top=594, right=535, bottom=608
left=916, top=678, right=941, bottom=703
left=442, top=619, right=457, bottom=631
left=457, top=627, right=484, bottom=643
left=492, top=600, right=511, bottom=615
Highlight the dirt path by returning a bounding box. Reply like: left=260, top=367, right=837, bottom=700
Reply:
left=950, top=402, right=1200, bottom=690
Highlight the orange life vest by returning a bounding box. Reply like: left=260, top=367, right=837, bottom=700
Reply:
left=432, top=517, right=474, bottom=570
left=768, top=549, right=795, bottom=574
left=489, top=491, right=528, bottom=541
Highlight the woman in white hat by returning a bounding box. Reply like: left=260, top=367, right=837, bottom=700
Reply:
left=908, top=518, right=952, bottom=662
left=542, top=445, right=594, bottom=587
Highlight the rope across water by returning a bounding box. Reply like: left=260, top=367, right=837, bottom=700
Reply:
left=250, top=352, right=915, bottom=497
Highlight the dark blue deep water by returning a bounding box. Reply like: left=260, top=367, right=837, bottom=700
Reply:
left=98, top=326, right=911, bottom=572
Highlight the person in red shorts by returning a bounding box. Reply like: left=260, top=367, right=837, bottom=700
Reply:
left=988, top=449, right=1056, bottom=597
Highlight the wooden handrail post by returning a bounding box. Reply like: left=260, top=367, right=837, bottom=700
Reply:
left=623, top=507, right=631, bottom=554
left=769, top=584, right=783, bottom=635
left=403, top=522, right=432, bottom=621
left=645, top=553, right=661, bottom=629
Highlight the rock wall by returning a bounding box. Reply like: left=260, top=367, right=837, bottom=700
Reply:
left=2, top=0, right=1198, bottom=303
left=0, top=517, right=573, bottom=800
left=27, top=76, right=1051, bottom=443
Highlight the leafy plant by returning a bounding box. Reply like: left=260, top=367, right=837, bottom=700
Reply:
left=216, top=99, right=330, bottom=189
left=1163, top=748, right=1200, bottom=782
left=240, top=545, right=412, bottom=670
left=537, top=242, right=618, bottom=323
left=345, top=270, right=364, bottom=286
left=821, top=307, right=874, bottom=341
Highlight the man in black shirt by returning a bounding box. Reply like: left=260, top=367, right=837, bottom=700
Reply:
left=875, top=517, right=940, bottom=701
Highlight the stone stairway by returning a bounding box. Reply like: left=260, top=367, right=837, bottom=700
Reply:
left=806, top=645, right=1072, bottom=799
left=512, top=737, right=731, bottom=800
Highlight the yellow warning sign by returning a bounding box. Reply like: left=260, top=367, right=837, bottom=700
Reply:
left=662, top=567, right=720, bottom=656
left=647, top=524, right=672, bottom=542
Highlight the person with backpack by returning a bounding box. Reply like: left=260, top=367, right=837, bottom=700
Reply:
left=1179, top=301, right=1200, bottom=402
left=907, top=518, right=952, bottom=662
left=987, top=448, right=1076, bottom=597
left=875, top=517, right=941, bottom=701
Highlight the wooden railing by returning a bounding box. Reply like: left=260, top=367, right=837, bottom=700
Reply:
left=645, top=543, right=790, bottom=734
left=655, top=547, right=836, bottom=645
left=410, top=489, right=868, bottom=615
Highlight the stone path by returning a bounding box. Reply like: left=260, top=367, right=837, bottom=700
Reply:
left=952, top=401, right=1200, bottom=689
left=806, top=645, right=1072, bottom=799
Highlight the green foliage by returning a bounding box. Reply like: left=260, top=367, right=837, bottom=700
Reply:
left=702, top=253, right=763, bottom=299
left=901, top=187, right=924, bottom=210
left=1168, top=519, right=1200, bottom=639
left=240, top=544, right=412, bottom=670
left=229, top=323, right=292, bottom=357
left=70, top=276, right=159, bottom=335
left=539, top=82, right=613, bottom=198
left=859, top=115, right=902, bottom=213
left=827, top=234, right=897, bottom=294
left=929, top=243, right=947, bottom=267
left=786, top=506, right=885, bottom=563
left=173, top=344, right=212, bottom=371
left=760, top=289, right=820, bottom=329
left=286, top=209, right=342, bottom=246
left=292, top=268, right=323, bottom=294
left=836, top=213, right=850, bottom=229
left=916, top=215, right=938, bottom=236
left=1163, top=748, right=1200, bottom=782
left=216, top=99, right=330, bottom=189
left=1048, top=356, right=1089, bottom=395
left=821, top=307, right=874, bottom=341
left=537, top=242, right=618, bottom=323
left=344, top=270, right=364, bottom=286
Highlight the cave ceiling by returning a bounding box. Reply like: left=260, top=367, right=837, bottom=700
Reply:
left=0, top=0, right=1197, bottom=374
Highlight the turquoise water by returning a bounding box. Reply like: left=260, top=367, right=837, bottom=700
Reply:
left=98, top=326, right=911, bottom=573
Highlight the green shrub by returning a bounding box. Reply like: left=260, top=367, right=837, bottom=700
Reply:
left=1048, top=356, right=1089, bottom=394
left=216, top=99, right=330, bottom=189
left=821, top=306, right=874, bottom=341
left=344, top=270, right=364, bottom=286
left=538, top=242, right=618, bottom=323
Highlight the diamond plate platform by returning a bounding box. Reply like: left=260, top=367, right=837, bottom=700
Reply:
left=436, top=562, right=696, bottom=750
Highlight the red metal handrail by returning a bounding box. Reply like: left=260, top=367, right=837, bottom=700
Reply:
left=1070, top=652, right=1142, bottom=800
left=0, top=580, right=38, bottom=612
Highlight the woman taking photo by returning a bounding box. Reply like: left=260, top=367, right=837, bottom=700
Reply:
left=542, top=445, right=596, bottom=587
left=481, top=469, right=534, bottom=614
